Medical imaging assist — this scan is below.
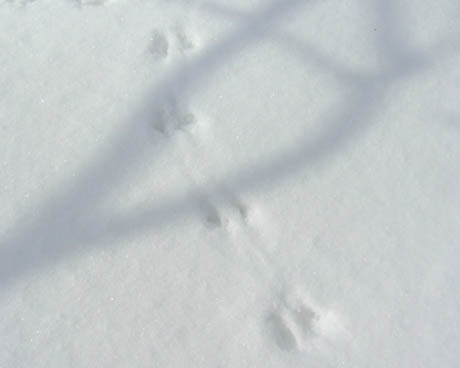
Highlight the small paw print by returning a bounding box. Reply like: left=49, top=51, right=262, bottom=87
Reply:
left=149, top=30, right=169, bottom=60
left=266, top=291, right=343, bottom=352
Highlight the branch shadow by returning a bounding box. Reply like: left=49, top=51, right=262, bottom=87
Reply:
left=0, top=0, right=309, bottom=289
left=1, top=0, right=459, bottom=290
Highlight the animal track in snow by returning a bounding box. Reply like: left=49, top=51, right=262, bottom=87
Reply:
left=149, top=30, right=169, bottom=60
left=267, top=292, right=342, bottom=352
left=267, top=311, right=298, bottom=351
left=202, top=195, right=255, bottom=230
left=268, top=298, right=319, bottom=351
left=202, top=201, right=222, bottom=228
left=174, top=25, right=196, bottom=52
left=152, top=99, right=197, bottom=137
left=154, top=110, right=196, bottom=136
left=148, top=26, right=196, bottom=61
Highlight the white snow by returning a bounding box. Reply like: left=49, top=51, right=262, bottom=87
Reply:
left=1, top=0, right=460, bottom=366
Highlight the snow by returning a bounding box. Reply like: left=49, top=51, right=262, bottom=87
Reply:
left=1, top=0, right=460, bottom=366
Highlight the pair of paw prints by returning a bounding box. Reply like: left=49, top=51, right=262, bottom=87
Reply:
left=267, top=292, right=342, bottom=352
left=153, top=101, right=197, bottom=137
left=149, top=27, right=196, bottom=61
left=202, top=195, right=256, bottom=230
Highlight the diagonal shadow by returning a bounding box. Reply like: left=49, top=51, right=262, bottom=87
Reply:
left=1, top=0, right=459, bottom=290
left=93, top=0, right=460, bottom=240
left=0, top=0, right=311, bottom=289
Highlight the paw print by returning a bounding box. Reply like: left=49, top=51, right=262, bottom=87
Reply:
left=266, top=291, right=343, bottom=352
left=151, top=96, right=198, bottom=137
left=148, top=26, right=197, bottom=61
left=201, top=194, right=255, bottom=230
left=149, top=30, right=169, bottom=61
left=267, top=298, right=319, bottom=351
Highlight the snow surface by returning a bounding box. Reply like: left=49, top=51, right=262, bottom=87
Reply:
left=1, top=0, right=460, bottom=366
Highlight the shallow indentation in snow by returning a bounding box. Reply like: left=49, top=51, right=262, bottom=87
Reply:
left=174, top=25, right=196, bottom=52
left=201, top=193, right=254, bottom=230
left=267, top=291, right=343, bottom=353
left=268, top=298, right=319, bottom=351
left=149, top=30, right=169, bottom=61
left=151, top=98, right=198, bottom=137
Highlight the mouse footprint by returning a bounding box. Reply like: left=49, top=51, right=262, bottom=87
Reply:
left=151, top=95, right=199, bottom=138
left=174, top=25, right=196, bottom=52
left=267, top=296, right=320, bottom=351
left=201, top=194, right=254, bottom=230
left=148, top=25, right=197, bottom=62
left=149, top=29, right=169, bottom=61
left=267, top=290, right=343, bottom=352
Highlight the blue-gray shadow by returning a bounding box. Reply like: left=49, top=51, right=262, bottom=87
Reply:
left=1, top=0, right=458, bottom=290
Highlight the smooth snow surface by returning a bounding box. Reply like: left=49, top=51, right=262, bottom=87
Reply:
left=1, top=0, right=460, bottom=366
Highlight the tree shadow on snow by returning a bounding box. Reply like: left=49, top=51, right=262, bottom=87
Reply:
left=1, top=0, right=459, bottom=289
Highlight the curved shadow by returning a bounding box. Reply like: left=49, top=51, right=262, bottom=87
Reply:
left=1, top=0, right=459, bottom=290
